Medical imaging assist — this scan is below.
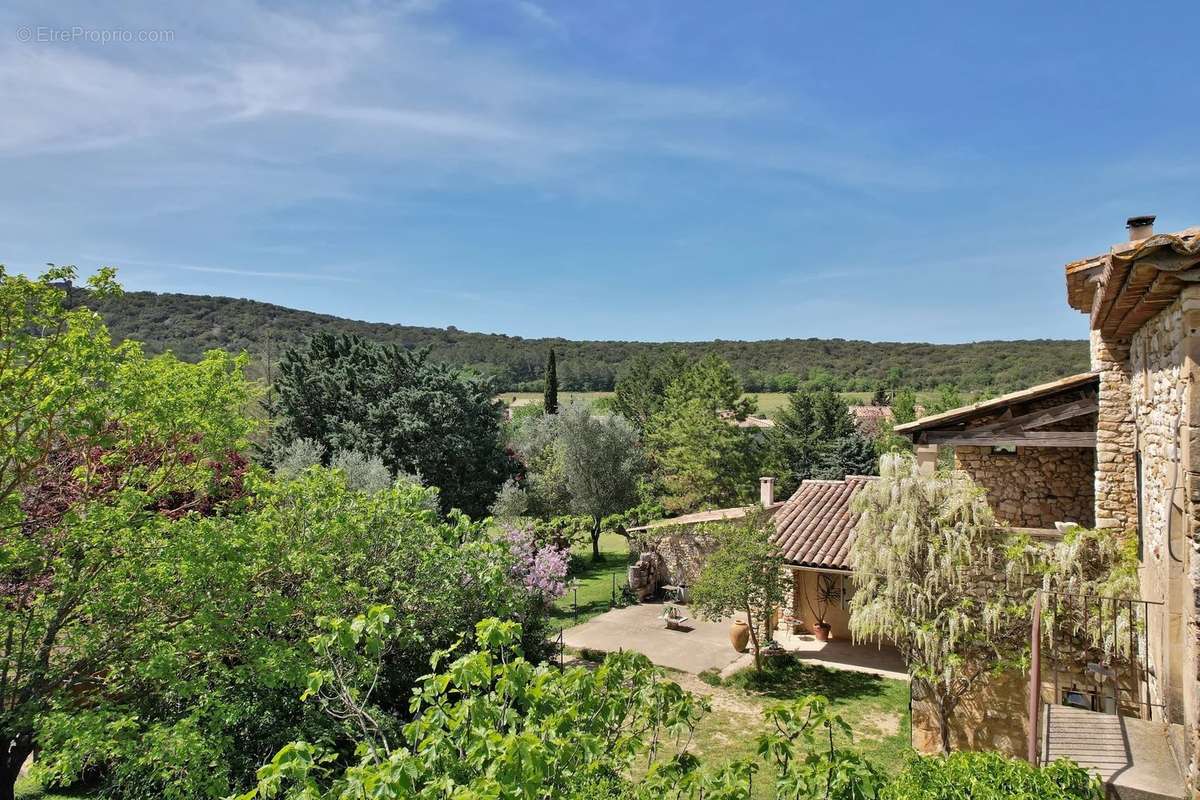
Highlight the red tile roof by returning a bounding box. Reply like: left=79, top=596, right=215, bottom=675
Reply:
left=770, top=476, right=877, bottom=571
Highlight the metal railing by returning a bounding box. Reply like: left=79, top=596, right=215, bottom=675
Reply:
left=1027, top=588, right=1165, bottom=763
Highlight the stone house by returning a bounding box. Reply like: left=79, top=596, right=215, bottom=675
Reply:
left=899, top=218, right=1200, bottom=797
left=628, top=475, right=879, bottom=642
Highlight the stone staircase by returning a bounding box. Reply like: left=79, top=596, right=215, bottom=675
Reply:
left=1042, top=704, right=1187, bottom=800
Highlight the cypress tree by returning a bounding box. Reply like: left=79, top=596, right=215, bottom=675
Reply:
left=543, top=348, right=559, bottom=414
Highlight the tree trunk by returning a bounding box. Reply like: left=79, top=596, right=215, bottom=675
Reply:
left=590, top=517, right=602, bottom=561
left=0, top=733, right=33, bottom=800
left=935, top=699, right=952, bottom=754
left=745, top=606, right=762, bottom=671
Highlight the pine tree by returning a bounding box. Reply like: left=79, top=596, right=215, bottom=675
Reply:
left=543, top=348, right=559, bottom=415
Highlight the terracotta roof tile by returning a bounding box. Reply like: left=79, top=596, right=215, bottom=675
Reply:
left=770, top=476, right=877, bottom=570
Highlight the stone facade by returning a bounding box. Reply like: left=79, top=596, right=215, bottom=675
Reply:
left=1095, top=292, right=1200, bottom=786
left=954, top=445, right=1094, bottom=528
left=1093, top=329, right=1138, bottom=530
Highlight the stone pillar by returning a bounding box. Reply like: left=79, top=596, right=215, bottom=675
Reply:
left=915, top=444, right=938, bottom=476
left=1092, top=329, right=1137, bottom=529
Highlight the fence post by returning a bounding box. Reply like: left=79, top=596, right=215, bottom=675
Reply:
left=1027, top=590, right=1042, bottom=765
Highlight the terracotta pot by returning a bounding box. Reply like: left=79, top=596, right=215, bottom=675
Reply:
left=813, top=621, right=832, bottom=642
left=729, top=619, right=751, bottom=652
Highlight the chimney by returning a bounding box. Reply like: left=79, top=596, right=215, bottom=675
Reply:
left=1126, top=215, right=1156, bottom=242
left=759, top=476, right=775, bottom=508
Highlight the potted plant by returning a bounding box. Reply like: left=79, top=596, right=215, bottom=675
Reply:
left=805, top=574, right=842, bottom=642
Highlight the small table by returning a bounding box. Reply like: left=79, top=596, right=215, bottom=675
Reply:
left=661, top=584, right=688, bottom=603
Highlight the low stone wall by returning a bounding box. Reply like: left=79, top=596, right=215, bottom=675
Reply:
left=633, top=530, right=718, bottom=587
left=955, top=445, right=1095, bottom=528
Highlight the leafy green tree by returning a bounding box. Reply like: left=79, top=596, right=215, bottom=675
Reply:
left=0, top=268, right=257, bottom=800
left=503, top=405, right=645, bottom=558
left=691, top=512, right=786, bottom=671
left=849, top=453, right=1027, bottom=753
left=239, top=615, right=711, bottom=800
left=612, top=350, right=690, bottom=434
left=35, top=469, right=552, bottom=800
left=0, top=265, right=125, bottom=529
left=892, top=388, right=918, bottom=425
left=929, top=383, right=963, bottom=414
left=268, top=332, right=516, bottom=518
left=764, top=388, right=876, bottom=496
left=644, top=356, right=758, bottom=513
left=543, top=348, right=559, bottom=414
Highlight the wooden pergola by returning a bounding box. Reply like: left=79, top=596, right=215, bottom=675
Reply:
left=894, top=372, right=1099, bottom=451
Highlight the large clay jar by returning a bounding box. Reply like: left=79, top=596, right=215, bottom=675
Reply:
left=729, top=619, right=751, bottom=652
left=814, top=621, right=832, bottom=643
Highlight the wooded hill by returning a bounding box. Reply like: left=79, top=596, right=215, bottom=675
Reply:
left=71, top=288, right=1089, bottom=393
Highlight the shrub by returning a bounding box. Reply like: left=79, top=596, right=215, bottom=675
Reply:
left=882, top=751, right=1101, bottom=800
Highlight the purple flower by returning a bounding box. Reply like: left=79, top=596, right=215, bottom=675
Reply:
left=503, top=525, right=569, bottom=600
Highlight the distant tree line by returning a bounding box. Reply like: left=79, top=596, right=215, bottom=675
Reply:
left=71, top=288, right=1090, bottom=394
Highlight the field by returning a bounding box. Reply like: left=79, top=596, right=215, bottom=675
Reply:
left=500, top=391, right=941, bottom=417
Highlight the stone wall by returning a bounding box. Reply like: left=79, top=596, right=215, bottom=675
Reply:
left=633, top=530, right=718, bottom=586
left=1128, top=296, right=1198, bottom=782
left=955, top=445, right=1095, bottom=528
left=1093, top=329, right=1138, bottom=530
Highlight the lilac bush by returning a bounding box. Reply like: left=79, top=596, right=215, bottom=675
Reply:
left=503, top=525, right=570, bottom=601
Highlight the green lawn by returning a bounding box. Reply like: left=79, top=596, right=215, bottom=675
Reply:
left=14, top=775, right=92, bottom=800
left=548, top=530, right=631, bottom=629
left=666, top=660, right=912, bottom=798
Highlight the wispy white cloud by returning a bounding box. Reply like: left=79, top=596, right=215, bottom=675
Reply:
left=0, top=0, right=945, bottom=194
left=513, top=1, right=565, bottom=35
left=83, top=255, right=360, bottom=283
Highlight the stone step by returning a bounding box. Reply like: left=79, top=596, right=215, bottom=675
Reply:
left=1043, top=704, right=1186, bottom=800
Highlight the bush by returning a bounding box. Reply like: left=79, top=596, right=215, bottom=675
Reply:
left=882, top=751, right=1101, bottom=800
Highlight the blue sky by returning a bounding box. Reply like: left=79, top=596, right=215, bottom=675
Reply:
left=1, top=1, right=1197, bottom=343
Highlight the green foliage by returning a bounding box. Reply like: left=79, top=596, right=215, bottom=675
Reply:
left=267, top=331, right=516, bottom=518
left=544, top=348, right=559, bottom=414
left=757, top=695, right=885, bottom=800
left=503, top=404, right=646, bottom=558
left=928, top=384, right=963, bottom=415
left=0, top=266, right=259, bottom=799
left=613, top=350, right=691, bottom=434
left=763, top=387, right=877, bottom=496
left=891, top=389, right=918, bottom=425
left=34, top=470, right=552, bottom=800
left=72, top=287, right=1091, bottom=394
left=691, top=512, right=786, bottom=671
left=274, top=438, right=402, bottom=494
left=880, top=751, right=1101, bottom=799
left=240, top=618, right=711, bottom=800
left=645, top=356, right=759, bottom=513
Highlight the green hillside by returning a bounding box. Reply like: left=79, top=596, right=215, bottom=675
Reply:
left=70, top=288, right=1090, bottom=393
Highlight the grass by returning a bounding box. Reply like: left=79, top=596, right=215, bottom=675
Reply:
left=660, top=659, right=912, bottom=798
left=548, top=530, right=631, bottom=629
left=14, top=775, right=93, bottom=800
